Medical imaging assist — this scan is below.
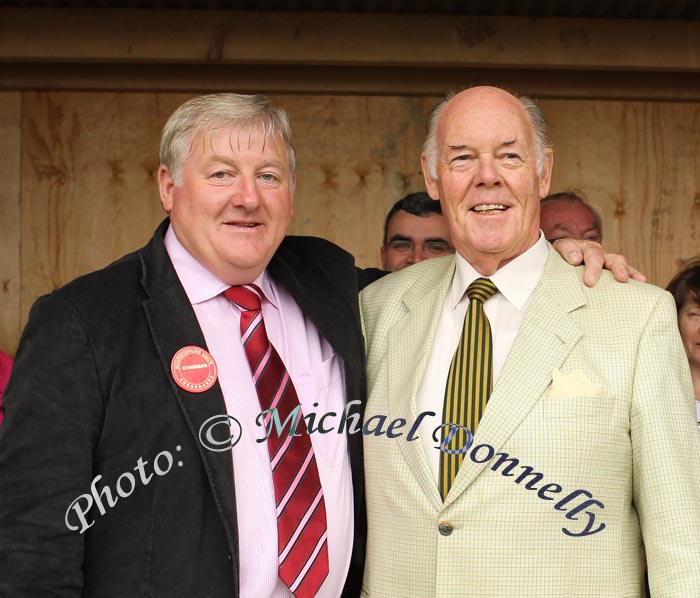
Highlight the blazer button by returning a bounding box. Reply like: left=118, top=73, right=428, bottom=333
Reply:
left=438, top=522, right=454, bottom=536
left=227, top=553, right=232, bottom=561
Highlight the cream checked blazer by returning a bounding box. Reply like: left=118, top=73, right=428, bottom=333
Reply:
left=360, top=246, right=700, bottom=598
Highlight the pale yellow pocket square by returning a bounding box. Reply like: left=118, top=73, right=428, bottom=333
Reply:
left=549, top=368, right=605, bottom=399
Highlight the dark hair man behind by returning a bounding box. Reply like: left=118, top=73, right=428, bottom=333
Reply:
left=380, top=192, right=453, bottom=272
left=540, top=191, right=603, bottom=243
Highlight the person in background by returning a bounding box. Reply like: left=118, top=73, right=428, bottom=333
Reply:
left=540, top=191, right=603, bottom=243
left=0, top=350, right=12, bottom=428
left=667, top=257, right=700, bottom=421
left=380, top=191, right=453, bottom=272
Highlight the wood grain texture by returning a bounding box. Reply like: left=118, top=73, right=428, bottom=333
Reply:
left=2, top=9, right=699, bottom=72
left=20, top=92, right=192, bottom=325
left=0, top=93, right=21, bottom=356
left=2, top=64, right=700, bottom=101
left=277, top=95, right=429, bottom=267
left=11, top=91, right=700, bottom=352
left=542, top=99, right=700, bottom=287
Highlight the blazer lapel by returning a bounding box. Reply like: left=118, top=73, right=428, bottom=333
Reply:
left=387, top=257, right=454, bottom=510
left=444, top=248, right=585, bottom=506
left=139, top=220, right=240, bottom=575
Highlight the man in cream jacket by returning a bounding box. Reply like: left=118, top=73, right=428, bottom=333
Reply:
left=360, top=86, right=700, bottom=597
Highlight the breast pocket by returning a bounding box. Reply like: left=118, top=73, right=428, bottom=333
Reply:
left=293, top=354, right=348, bottom=466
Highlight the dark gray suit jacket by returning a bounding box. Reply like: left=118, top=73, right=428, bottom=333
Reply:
left=0, top=219, right=371, bottom=598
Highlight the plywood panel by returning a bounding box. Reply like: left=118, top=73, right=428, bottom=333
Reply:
left=278, top=95, right=429, bottom=268
left=18, top=91, right=700, bottom=339
left=542, top=99, right=700, bottom=287
left=20, top=92, right=193, bottom=323
left=0, top=93, right=21, bottom=356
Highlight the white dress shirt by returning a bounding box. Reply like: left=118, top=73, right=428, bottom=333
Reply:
left=165, top=226, right=353, bottom=597
left=416, top=233, right=549, bottom=483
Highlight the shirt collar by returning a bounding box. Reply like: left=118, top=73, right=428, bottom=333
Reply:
left=450, top=231, right=548, bottom=311
left=163, top=224, right=279, bottom=308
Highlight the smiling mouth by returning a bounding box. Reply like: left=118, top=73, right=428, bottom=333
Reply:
left=471, top=204, right=508, bottom=214
left=226, top=222, right=260, bottom=228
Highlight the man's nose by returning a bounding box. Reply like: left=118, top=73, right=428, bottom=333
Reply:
left=232, top=175, right=261, bottom=209
left=407, top=245, right=427, bottom=264
left=476, top=156, right=500, bottom=186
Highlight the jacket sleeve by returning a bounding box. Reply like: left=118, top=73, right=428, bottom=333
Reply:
left=631, top=292, right=700, bottom=596
left=0, top=293, right=105, bottom=597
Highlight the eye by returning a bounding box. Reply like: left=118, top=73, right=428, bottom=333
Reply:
left=502, top=152, right=521, bottom=160
left=210, top=171, right=229, bottom=180
left=388, top=240, right=413, bottom=252
left=259, top=172, right=280, bottom=183
left=424, top=241, right=453, bottom=255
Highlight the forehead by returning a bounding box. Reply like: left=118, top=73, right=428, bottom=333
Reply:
left=681, top=299, right=700, bottom=312
left=545, top=202, right=596, bottom=223
left=387, top=211, right=448, bottom=239
left=439, top=93, right=534, bottom=149
left=188, top=124, right=288, bottom=163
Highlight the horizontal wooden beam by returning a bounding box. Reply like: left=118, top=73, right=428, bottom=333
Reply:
left=1, top=63, right=699, bottom=101
left=1, top=8, right=698, bottom=72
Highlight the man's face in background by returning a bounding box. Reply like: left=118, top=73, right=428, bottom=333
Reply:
left=381, top=210, right=453, bottom=272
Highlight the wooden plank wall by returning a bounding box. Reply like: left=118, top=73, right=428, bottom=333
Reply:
left=1, top=10, right=699, bottom=355
left=2, top=92, right=700, bottom=355
left=9, top=91, right=700, bottom=344
left=0, top=93, right=21, bottom=357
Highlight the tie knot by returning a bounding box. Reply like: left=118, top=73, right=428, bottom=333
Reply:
left=467, top=277, right=498, bottom=303
left=223, top=284, right=262, bottom=311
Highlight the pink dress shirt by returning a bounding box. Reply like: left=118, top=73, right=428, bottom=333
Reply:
left=165, top=226, right=353, bottom=597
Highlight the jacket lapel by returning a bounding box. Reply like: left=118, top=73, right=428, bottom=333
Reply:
left=139, top=220, right=240, bottom=577
left=387, top=257, right=454, bottom=510
left=444, top=248, right=585, bottom=506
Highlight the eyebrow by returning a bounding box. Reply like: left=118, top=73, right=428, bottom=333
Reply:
left=388, top=234, right=449, bottom=244
left=203, top=155, right=285, bottom=169
left=388, top=234, right=413, bottom=243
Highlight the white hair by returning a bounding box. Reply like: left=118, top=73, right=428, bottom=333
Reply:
left=422, top=88, right=551, bottom=179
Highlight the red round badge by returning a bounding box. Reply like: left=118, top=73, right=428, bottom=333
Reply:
left=171, top=346, right=218, bottom=393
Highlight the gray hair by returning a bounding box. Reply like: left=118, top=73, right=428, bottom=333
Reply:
left=159, top=93, right=296, bottom=184
left=422, top=88, right=551, bottom=179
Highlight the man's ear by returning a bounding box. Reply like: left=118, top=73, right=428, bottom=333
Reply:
left=538, top=150, right=554, bottom=199
left=158, top=165, right=176, bottom=213
left=289, top=173, right=296, bottom=218
left=380, top=244, right=386, bottom=269
left=421, top=153, right=440, bottom=200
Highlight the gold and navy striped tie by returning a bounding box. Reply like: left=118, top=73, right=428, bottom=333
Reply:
left=439, top=277, right=498, bottom=500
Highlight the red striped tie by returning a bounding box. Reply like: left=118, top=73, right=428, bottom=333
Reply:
left=224, top=284, right=329, bottom=598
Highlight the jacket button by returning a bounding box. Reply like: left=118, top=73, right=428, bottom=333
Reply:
left=227, top=553, right=232, bottom=561
left=438, top=522, right=453, bottom=536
